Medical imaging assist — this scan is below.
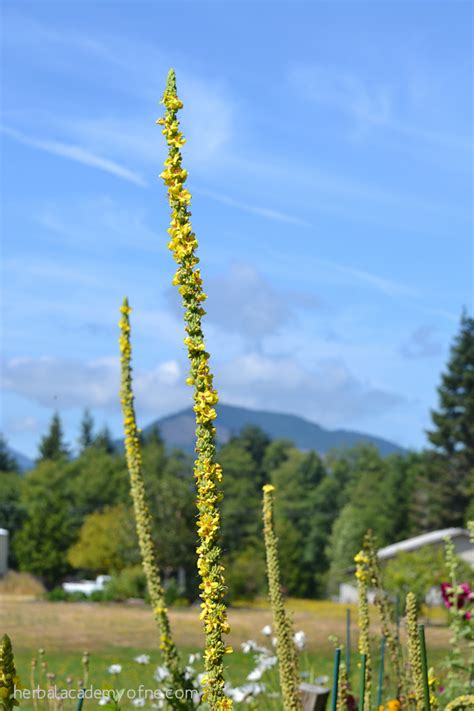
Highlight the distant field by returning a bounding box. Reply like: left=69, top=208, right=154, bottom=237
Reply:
left=2, top=597, right=450, bottom=709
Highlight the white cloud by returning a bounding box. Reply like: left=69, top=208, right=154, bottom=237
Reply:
left=217, top=352, right=402, bottom=428
left=1, top=350, right=401, bottom=430
left=1, top=125, right=146, bottom=186
left=166, top=262, right=319, bottom=348
left=1, top=356, right=187, bottom=416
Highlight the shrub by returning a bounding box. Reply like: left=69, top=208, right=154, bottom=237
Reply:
left=103, top=566, right=148, bottom=601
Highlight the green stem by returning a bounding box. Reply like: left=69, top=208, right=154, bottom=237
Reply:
left=418, top=624, right=431, bottom=711
left=346, top=609, right=351, bottom=681
left=358, top=654, right=367, bottom=711
left=376, top=636, right=385, bottom=708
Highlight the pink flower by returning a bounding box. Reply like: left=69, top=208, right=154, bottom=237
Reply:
left=440, top=581, right=473, bottom=619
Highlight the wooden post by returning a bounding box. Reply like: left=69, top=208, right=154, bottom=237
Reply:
left=300, top=682, right=330, bottom=711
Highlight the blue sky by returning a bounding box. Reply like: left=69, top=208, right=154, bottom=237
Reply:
left=1, top=1, right=472, bottom=458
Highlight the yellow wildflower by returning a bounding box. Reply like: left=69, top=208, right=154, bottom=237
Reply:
left=158, top=68, right=232, bottom=710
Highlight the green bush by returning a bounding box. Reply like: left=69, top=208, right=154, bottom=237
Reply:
left=103, top=566, right=148, bottom=601
left=45, top=587, right=88, bottom=602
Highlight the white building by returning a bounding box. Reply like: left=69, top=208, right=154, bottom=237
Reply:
left=0, top=529, right=8, bottom=576
left=377, top=528, right=473, bottom=568
left=338, top=528, right=473, bottom=604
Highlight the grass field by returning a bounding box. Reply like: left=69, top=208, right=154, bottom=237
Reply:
left=2, top=596, right=451, bottom=709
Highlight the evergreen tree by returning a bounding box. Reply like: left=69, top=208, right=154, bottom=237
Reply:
left=0, top=434, right=18, bottom=472
left=93, top=426, right=115, bottom=454
left=37, top=413, right=69, bottom=462
left=427, top=311, right=474, bottom=525
left=78, top=409, right=95, bottom=452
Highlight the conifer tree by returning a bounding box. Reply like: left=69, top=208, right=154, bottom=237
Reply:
left=427, top=311, right=474, bottom=525
left=37, top=413, right=69, bottom=462
left=78, top=409, right=95, bottom=452
left=0, top=434, right=18, bottom=472
left=93, top=426, right=115, bottom=454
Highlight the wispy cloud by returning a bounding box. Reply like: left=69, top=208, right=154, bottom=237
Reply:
left=322, top=259, right=418, bottom=299
left=400, top=325, right=443, bottom=359
left=1, top=125, right=147, bottom=186
left=196, top=188, right=312, bottom=227
left=289, top=63, right=472, bottom=151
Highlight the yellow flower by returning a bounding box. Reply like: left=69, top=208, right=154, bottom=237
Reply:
left=158, top=68, right=231, bottom=708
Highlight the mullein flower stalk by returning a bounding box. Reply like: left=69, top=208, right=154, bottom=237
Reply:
left=405, top=593, right=424, bottom=710
left=262, top=484, right=301, bottom=711
left=157, top=69, right=232, bottom=710
left=354, top=550, right=371, bottom=710
left=444, top=695, right=474, bottom=711
left=363, top=531, right=406, bottom=703
left=0, top=635, right=20, bottom=711
left=337, top=660, right=349, bottom=711
left=119, top=300, right=193, bottom=709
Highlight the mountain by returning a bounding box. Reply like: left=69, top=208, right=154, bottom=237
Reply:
left=8, top=447, right=34, bottom=472
left=144, top=403, right=405, bottom=457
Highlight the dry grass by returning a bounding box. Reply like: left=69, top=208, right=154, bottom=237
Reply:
left=0, top=571, right=46, bottom=596
left=1, top=597, right=450, bottom=654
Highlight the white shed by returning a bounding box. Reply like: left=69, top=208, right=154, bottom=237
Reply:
left=377, top=528, right=473, bottom=568
left=0, top=529, right=8, bottom=576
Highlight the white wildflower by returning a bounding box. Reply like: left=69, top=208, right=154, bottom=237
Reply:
left=294, top=630, right=306, bottom=650
left=134, top=654, right=150, bottom=665
left=261, top=625, right=272, bottom=637
left=154, top=665, right=170, bottom=682
left=247, top=668, right=263, bottom=682
left=132, top=699, right=145, bottom=708
left=107, top=664, right=122, bottom=675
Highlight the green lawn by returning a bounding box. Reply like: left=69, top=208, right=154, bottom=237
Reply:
left=4, top=597, right=451, bottom=709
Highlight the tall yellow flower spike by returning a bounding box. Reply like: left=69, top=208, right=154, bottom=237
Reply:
left=262, top=484, right=301, bottom=710
left=405, top=592, right=424, bottom=710
left=354, top=549, right=372, bottom=710
left=0, top=634, right=19, bottom=711
left=363, top=531, right=406, bottom=703
left=157, top=69, right=232, bottom=710
left=119, top=298, right=194, bottom=710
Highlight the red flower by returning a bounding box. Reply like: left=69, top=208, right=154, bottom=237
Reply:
left=440, top=581, right=473, bottom=619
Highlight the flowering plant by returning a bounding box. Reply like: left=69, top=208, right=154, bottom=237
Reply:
left=440, top=581, right=473, bottom=620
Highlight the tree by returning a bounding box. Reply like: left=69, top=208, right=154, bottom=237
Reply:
left=68, top=449, right=130, bottom=517
left=427, top=311, right=474, bottom=525
left=93, top=426, right=115, bottom=454
left=326, top=446, right=404, bottom=592
left=37, top=413, right=69, bottom=462
left=78, top=409, right=95, bottom=452
left=0, top=434, right=18, bottom=472
left=68, top=505, right=139, bottom=573
left=0, top=471, right=25, bottom=567
left=271, top=448, right=329, bottom=596
left=15, top=461, right=78, bottom=586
